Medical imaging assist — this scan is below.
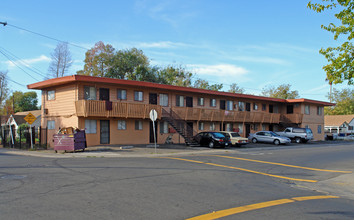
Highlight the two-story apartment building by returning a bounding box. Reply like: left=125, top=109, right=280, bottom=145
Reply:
left=27, top=75, right=334, bottom=147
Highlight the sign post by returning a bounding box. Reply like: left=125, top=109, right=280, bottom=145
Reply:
left=149, top=109, right=158, bottom=154
left=24, top=113, right=37, bottom=149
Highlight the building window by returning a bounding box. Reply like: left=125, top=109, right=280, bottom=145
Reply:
left=238, top=102, right=245, bottom=111
left=262, top=124, right=266, bottom=131
left=160, top=94, right=168, bottom=106
left=176, top=95, right=184, bottom=107
left=305, top=105, right=310, bottom=115
left=84, top=86, right=96, bottom=100
left=198, top=122, right=204, bottom=131
left=226, top=123, right=233, bottom=131
left=117, top=89, right=127, bottom=100
left=134, top=91, right=143, bottom=101
left=253, top=103, right=258, bottom=111
left=118, top=120, right=126, bottom=130
left=210, top=122, right=215, bottom=131
left=238, top=124, right=243, bottom=134
left=47, top=120, right=55, bottom=130
left=262, top=104, right=266, bottom=111
left=198, top=97, right=204, bottom=106
left=305, top=125, right=309, bottom=129
left=135, top=120, right=143, bottom=130
left=317, top=106, right=323, bottom=115
left=85, top=120, right=97, bottom=134
left=254, top=124, right=258, bottom=131
left=318, top=125, right=322, bottom=134
left=273, top=105, right=279, bottom=113
left=226, top=101, right=233, bottom=111
left=210, top=98, right=216, bottom=107
left=160, top=121, right=169, bottom=133
left=47, top=90, right=55, bottom=101
left=348, top=126, right=353, bottom=130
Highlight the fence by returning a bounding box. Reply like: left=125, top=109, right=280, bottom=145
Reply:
left=0, top=125, right=48, bottom=149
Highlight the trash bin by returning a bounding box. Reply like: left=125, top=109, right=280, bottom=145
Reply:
left=53, top=128, right=87, bottom=153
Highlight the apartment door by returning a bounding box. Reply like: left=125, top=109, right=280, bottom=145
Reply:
left=269, top=105, right=274, bottom=113
left=149, top=121, right=158, bottom=143
left=186, top=122, right=194, bottom=137
left=220, top=100, right=226, bottom=110
left=99, top=88, right=110, bottom=101
left=186, top=96, right=193, bottom=107
left=245, top=124, right=251, bottom=138
left=287, top=105, right=294, bottom=114
left=100, top=120, right=110, bottom=144
left=269, top=124, right=273, bottom=131
left=246, top=103, right=251, bottom=112
left=149, top=93, right=158, bottom=105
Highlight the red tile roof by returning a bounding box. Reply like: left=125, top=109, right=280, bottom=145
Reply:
left=27, top=75, right=335, bottom=106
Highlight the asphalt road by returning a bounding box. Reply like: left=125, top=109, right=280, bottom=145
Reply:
left=1, top=142, right=354, bottom=219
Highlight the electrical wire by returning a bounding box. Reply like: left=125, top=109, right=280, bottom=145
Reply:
left=6, top=24, right=89, bottom=50
left=7, top=77, right=26, bottom=87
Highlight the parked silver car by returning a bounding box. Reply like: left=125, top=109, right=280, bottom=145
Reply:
left=249, top=131, right=291, bottom=145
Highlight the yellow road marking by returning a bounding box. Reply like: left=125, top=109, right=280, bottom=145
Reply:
left=212, top=155, right=352, bottom=173
left=186, top=195, right=339, bottom=220
left=162, top=157, right=318, bottom=183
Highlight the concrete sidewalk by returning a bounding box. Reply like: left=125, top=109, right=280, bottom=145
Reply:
left=0, top=144, right=236, bottom=158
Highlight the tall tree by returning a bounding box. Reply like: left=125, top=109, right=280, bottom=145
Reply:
left=48, top=42, right=73, bottom=78
left=193, top=79, right=223, bottom=91
left=77, top=41, right=115, bottom=77
left=261, top=84, right=300, bottom=99
left=228, top=83, right=245, bottom=94
left=5, top=91, right=39, bottom=113
left=106, top=48, right=150, bottom=79
left=325, top=88, right=354, bottom=115
left=308, top=0, right=354, bottom=85
left=157, top=65, right=194, bottom=87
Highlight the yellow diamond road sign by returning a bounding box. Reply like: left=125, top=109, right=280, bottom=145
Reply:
left=24, top=112, right=37, bottom=125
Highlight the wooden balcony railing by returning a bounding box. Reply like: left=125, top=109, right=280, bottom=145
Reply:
left=75, top=100, right=162, bottom=119
left=280, top=113, right=303, bottom=124
left=170, top=107, right=298, bottom=124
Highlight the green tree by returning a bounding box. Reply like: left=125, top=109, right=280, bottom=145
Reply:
left=325, top=88, right=354, bottom=115
left=261, top=84, right=300, bottom=99
left=77, top=41, right=115, bottom=77
left=308, top=0, right=354, bottom=85
left=157, top=65, right=194, bottom=87
left=193, top=79, right=223, bottom=91
left=6, top=91, right=39, bottom=113
left=228, top=83, right=245, bottom=94
left=106, top=48, right=150, bottom=79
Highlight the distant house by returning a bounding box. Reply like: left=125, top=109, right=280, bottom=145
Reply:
left=324, top=115, right=354, bottom=135
left=5, top=110, right=42, bottom=135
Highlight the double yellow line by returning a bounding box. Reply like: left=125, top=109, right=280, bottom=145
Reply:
left=186, top=195, right=339, bottom=220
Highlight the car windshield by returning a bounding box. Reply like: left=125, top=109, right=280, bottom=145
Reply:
left=230, top=133, right=240, bottom=137
left=212, top=133, right=225, bottom=138
left=306, top=128, right=313, bottom=135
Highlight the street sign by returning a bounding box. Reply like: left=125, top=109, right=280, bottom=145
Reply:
left=149, top=109, right=158, bottom=121
left=24, top=112, right=36, bottom=125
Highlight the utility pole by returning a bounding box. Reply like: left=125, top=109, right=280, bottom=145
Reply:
left=0, top=21, right=7, bottom=26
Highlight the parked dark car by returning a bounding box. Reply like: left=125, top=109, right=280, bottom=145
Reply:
left=194, top=132, right=231, bottom=148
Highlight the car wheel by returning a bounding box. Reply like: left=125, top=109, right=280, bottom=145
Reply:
left=252, top=138, right=257, bottom=143
left=209, top=141, right=214, bottom=148
left=274, top=139, right=280, bottom=145
left=295, top=137, right=301, bottom=144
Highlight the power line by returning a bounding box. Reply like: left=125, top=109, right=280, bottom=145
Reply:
left=0, top=49, right=39, bottom=81
left=6, top=23, right=89, bottom=50
left=0, top=47, right=46, bottom=78
left=7, top=77, right=26, bottom=87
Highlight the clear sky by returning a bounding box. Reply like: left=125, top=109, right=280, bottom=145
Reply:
left=0, top=0, right=350, bottom=102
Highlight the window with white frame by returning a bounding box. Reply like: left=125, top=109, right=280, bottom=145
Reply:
left=160, top=94, right=168, bottom=106
left=135, top=120, right=143, bottom=130
left=305, top=105, right=310, bottom=115
left=238, top=124, right=243, bottom=134
left=210, top=98, right=216, bottom=107
left=134, top=91, right=143, bottom=101
left=84, top=86, right=96, bottom=100
left=47, top=120, right=55, bottom=130
left=210, top=122, right=215, bottom=131
left=47, top=90, right=55, bottom=100
left=198, top=97, right=204, bottom=106
left=226, top=101, right=233, bottom=111
left=85, top=120, right=97, bottom=133
left=253, top=103, right=258, bottom=111
left=198, top=122, right=204, bottom=131
left=318, top=125, right=322, bottom=134
left=262, top=124, right=266, bottom=131
left=226, top=123, right=233, bottom=131
left=117, top=89, right=127, bottom=100
left=254, top=124, right=258, bottom=131
left=176, top=95, right=184, bottom=107
left=317, top=106, right=323, bottom=115
left=118, top=120, right=126, bottom=130
left=238, top=102, right=245, bottom=111
left=160, top=121, right=169, bottom=133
